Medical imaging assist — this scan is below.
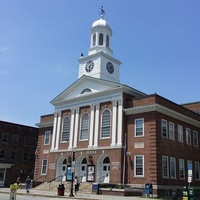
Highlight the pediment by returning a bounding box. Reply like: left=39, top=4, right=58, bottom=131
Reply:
left=51, top=76, right=123, bottom=105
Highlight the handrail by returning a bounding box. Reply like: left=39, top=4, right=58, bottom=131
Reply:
left=48, top=175, right=63, bottom=183
left=95, top=176, right=105, bottom=183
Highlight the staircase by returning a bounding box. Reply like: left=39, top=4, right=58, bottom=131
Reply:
left=35, top=181, right=93, bottom=194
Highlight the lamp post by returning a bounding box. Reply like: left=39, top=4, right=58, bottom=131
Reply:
left=69, top=151, right=75, bottom=197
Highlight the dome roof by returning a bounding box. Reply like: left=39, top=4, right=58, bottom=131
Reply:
left=92, top=18, right=111, bottom=29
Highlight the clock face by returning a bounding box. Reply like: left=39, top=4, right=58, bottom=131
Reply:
left=106, top=62, right=114, bottom=74
left=85, top=60, right=94, bottom=72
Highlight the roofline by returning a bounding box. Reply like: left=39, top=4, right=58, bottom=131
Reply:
left=0, top=120, right=38, bottom=129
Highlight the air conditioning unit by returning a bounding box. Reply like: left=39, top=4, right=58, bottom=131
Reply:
left=20, top=170, right=25, bottom=174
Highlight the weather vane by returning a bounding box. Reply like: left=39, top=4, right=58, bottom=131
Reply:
left=99, top=6, right=105, bottom=19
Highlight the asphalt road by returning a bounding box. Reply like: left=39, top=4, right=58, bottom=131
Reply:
left=0, top=193, right=81, bottom=200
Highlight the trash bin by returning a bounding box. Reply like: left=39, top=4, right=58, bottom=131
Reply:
left=144, top=183, right=153, bottom=196
left=188, top=187, right=194, bottom=200
left=183, top=187, right=195, bottom=200
left=183, top=187, right=188, bottom=200
left=92, top=183, right=99, bottom=194
left=57, top=184, right=65, bottom=196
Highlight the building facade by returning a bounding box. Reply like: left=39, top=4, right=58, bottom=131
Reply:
left=0, top=121, right=38, bottom=186
left=35, top=10, right=200, bottom=197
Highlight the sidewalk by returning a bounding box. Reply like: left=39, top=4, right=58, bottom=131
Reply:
left=0, top=187, right=144, bottom=200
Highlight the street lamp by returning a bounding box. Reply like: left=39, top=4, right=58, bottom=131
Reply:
left=69, top=151, right=75, bottom=197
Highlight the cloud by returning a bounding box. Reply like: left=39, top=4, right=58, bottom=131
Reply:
left=0, top=46, right=11, bottom=64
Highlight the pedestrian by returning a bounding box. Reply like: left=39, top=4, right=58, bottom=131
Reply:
left=16, top=177, right=20, bottom=186
left=74, top=176, right=80, bottom=195
left=25, top=176, right=31, bottom=193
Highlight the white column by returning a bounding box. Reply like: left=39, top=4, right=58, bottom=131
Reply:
left=88, top=105, right=95, bottom=148
left=73, top=108, right=79, bottom=148
left=117, top=99, right=123, bottom=146
left=93, top=103, right=100, bottom=147
left=111, top=100, right=117, bottom=146
left=69, top=109, right=75, bottom=149
left=51, top=112, right=58, bottom=150
left=55, top=111, right=61, bottom=150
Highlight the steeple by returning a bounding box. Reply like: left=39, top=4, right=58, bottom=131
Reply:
left=88, top=6, right=113, bottom=56
left=78, top=7, right=121, bottom=83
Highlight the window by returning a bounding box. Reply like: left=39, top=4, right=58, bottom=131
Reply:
left=61, top=116, right=70, bottom=142
left=10, top=151, right=16, bottom=160
left=193, top=131, right=198, bottom=147
left=101, top=109, right=111, bottom=138
left=80, top=113, right=89, bottom=140
left=92, top=34, right=96, bottom=46
left=29, top=153, right=35, bottom=162
left=179, top=159, right=185, bottom=179
left=161, top=119, right=168, bottom=138
left=99, top=33, right=103, bottom=45
left=12, top=135, right=19, bottom=144
left=134, top=155, right=144, bottom=177
left=41, top=159, right=48, bottom=175
left=186, top=128, right=191, bottom=145
left=44, top=131, right=51, bottom=145
left=24, top=137, right=30, bottom=146
left=22, top=152, right=28, bottom=162
left=31, top=138, right=37, bottom=147
left=1, top=133, right=8, bottom=143
left=195, top=162, right=200, bottom=180
left=187, top=160, right=193, bottom=178
left=170, top=157, right=176, bottom=178
left=0, top=150, right=6, bottom=159
left=169, top=122, right=175, bottom=140
left=135, top=118, right=144, bottom=137
left=162, top=156, right=169, bottom=178
left=106, top=35, right=109, bottom=47
left=178, top=125, right=183, bottom=143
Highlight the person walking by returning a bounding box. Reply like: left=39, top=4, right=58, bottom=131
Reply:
left=25, top=176, right=31, bottom=193
left=16, top=177, right=21, bottom=186
left=74, top=176, right=80, bottom=195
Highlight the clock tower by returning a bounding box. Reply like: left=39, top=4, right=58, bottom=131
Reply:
left=78, top=7, right=121, bottom=83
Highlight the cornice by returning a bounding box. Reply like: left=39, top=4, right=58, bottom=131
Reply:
left=36, top=121, right=53, bottom=128
left=124, top=104, right=200, bottom=127
left=50, top=145, right=123, bottom=153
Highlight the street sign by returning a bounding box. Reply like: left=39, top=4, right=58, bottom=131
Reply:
left=72, top=161, right=75, bottom=167
left=188, top=176, right=192, bottom=183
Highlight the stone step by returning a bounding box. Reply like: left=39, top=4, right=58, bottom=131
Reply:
left=35, top=181, right=93, bottom=193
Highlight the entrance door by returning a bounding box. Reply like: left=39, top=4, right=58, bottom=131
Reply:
left=0, top=168, right=6, bottom=186
left=79, top=158, right=87, bottom=182
left=61, top=159, right=67, bottom=181
left=101, top=157, right=110, bottom=183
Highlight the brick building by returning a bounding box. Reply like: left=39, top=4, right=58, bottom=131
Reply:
left=34, top=9, right=200, bottom=197
left=0, top=120, right=38, bottom=186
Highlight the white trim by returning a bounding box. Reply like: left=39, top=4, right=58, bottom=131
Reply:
left=0, top=163, right=14, bottom=168
left=124, top=104, right=200, bottom=127
left=134, top=155, right=144, bottom=177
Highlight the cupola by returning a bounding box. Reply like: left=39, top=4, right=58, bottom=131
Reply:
left=88, top=6, right=113, bottom=56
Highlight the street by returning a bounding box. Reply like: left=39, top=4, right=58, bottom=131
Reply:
left=0, top=193, right=80, bottom=200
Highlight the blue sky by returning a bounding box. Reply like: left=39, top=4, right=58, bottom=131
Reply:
left=0, top=0, right=200, bottom=127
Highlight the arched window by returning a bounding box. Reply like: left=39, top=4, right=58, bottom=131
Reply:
left=101, top=109, right=111, bottom=138
left=103, top=157, right=110, bottom=164
left=106, top=35, right=109, bottom=47
left=99, top=33, right=103, bottom=45
left=92, top=34, right=96, bottom=46
left=81, top=88, right=91, bottom=94
left=82, top=158, right=87, bottom=164
left=63, top=159, right=67, bottom=164
left=80, top=113, right=89, bottom=140
left=61, top=116, right=70, bottom=142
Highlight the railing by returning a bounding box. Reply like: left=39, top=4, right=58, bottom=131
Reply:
left=95, top=176, right=105, bottom=183
left=48, top=175, right=63, bottom=191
